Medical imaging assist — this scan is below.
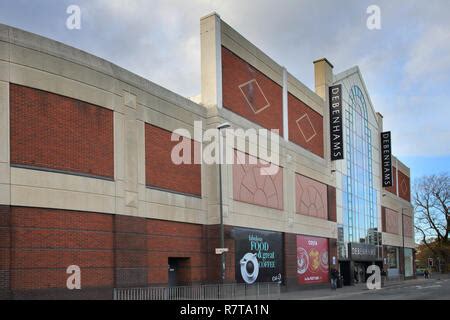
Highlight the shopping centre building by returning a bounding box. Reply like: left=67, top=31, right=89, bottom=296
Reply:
left=0, top=13, right=415, bottom=299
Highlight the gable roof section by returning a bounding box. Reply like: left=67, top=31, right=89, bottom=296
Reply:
left=333, top=66, right=380, bottom=127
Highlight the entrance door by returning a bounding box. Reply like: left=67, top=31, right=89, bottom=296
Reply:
left=354, top=263, right=364, bottom=283
left=168, top=257, right=191, bottom=287
left=168, top=258, right=179, bottom=287
left=339, top=261, right=352, bottom=286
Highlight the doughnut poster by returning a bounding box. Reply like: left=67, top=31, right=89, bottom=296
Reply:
left=297, top=235, right=329, bottom=284
left=233, top=227, right=283, bottom=284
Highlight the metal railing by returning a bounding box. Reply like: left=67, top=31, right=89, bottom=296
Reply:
left=114, top=282, right=281, bottom=300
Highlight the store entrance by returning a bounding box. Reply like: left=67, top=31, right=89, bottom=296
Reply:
left=339, top=261, right=352, bottom=286
left=353, top=261, right=384, bottom=284
left=353, top=262, right=368, bottom=283
left=340, top=261, right=383, bottom=285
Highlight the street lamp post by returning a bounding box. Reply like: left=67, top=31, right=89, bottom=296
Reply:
left=401, top=208, right=406, bottom=279
left=217, top=122, right=230, bottom=283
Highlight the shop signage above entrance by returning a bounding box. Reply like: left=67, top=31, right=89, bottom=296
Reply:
left=329, top=84, right=344, bottom=161
left=348, top=243, right=377, bottom=261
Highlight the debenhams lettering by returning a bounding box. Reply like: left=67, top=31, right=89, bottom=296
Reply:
left=351, top=246, right=376, bottom=257
left=381, top=132, right=393, bottom=187
left=329, top=84, right=344, bottom=160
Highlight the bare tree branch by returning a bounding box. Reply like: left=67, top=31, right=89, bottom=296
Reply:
left=414, top=173, right=450, bottom=272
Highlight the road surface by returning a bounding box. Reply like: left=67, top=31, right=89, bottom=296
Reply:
left=280, top=276, right=450, bottom=300
left=320, top=278, right=450, bottom=300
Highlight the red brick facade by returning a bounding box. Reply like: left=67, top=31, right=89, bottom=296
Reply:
left=283, top=233, right=297, bottom=290
left=327, top=186, right=337, bottom=222
left=10, top=207, right=114, bottom=292
left=114, top=215, right=149, bottom=288
left=398, top=170, right=411, bottom=202
left=385, top=166, right=397, bottom=195
left=10, top=84, right=114, bottom=179
left=222, top=46, right=283, bottom=136
left=147, top=219, right=207, bottom=285
left=288, top=94, right=324, bottom=158
left=0, top=206, right=10, bottom=299
left=381, top=207, right=387, bottom=232
left=145, top=124, right=202, bottom=197
left=1, top=206, right=221, bottom=298
left=384, top=166, right=410, bottom=202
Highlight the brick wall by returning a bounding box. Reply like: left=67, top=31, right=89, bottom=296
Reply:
left=145, top=124, right=202, bottom=197
left=403, top=215, right=413, bottom=238
left=114, top=215, right=148, bottom=288
left=288, top=94, right=324, bottom=158
left=10, top=84, right=114, bottom=179
left=147, top=219, right=207, bottom=285
left=3, top=207, right=218, bottom=299
left=10, top=207, right=114, bottom=295
left=222, top=46, right=283, bottom=135
left=283, top=233, right=297, bottom=290
left=2, top=205, right=344, bottom=297
left=0, top=206, right=10, bottom=299
left=381, top=207, right=387, bottom=232
left=385, top=166, right=397, bottom=195
left=398, top=170, right=411, bottom=202
left=327, top=186, right=337, bottom=222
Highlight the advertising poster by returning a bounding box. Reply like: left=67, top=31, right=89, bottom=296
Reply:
left=297, top=235, right=329, bottom=284
left=233, top=227, right=283, bottom=284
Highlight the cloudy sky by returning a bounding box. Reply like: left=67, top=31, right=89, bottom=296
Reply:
left=0, top=0, right=449, bottom=181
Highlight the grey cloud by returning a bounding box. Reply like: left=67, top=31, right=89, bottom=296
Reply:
left=0, top=0, right=449, bottom=157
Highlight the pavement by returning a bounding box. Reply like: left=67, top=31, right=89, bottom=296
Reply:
left=278, top=273, right=450, bottom=300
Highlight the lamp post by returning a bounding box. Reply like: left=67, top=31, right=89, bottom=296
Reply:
left=217, top=122, right=231, bottom=283
left=401, top=207, right=406, bottom=279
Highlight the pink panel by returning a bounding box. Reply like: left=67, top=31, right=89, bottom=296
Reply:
left=295, top=174, right=327, bottom=220
left=403, top=215, right=413, bottom=238
left=385, top=208, right=400, bottom=235
left=232, top=151, right=283, bottom=210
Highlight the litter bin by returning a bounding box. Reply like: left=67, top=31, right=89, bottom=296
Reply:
left=337, top=276, right=344, bottom=288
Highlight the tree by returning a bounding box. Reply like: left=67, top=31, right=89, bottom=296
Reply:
left=414, top=173, right=450, bottom=273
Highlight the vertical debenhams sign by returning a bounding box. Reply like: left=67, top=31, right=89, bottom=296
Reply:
left=381, top=131, right=393, bottom=187
left=329, top=84, right=344, bottom=160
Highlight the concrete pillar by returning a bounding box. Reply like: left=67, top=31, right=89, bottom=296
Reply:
left=0, top=82, right=10, bottom=206
left=376, top=112, right=384, bottom=132
left=313, top=58, right=334, bottom=101
left=313, top=58, right=334, bottom=168
left=200, top=13, right=222, bottom=109
left=282, top=67, right=289, bottom=141
left=122, top=91, right=139, bottom=216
